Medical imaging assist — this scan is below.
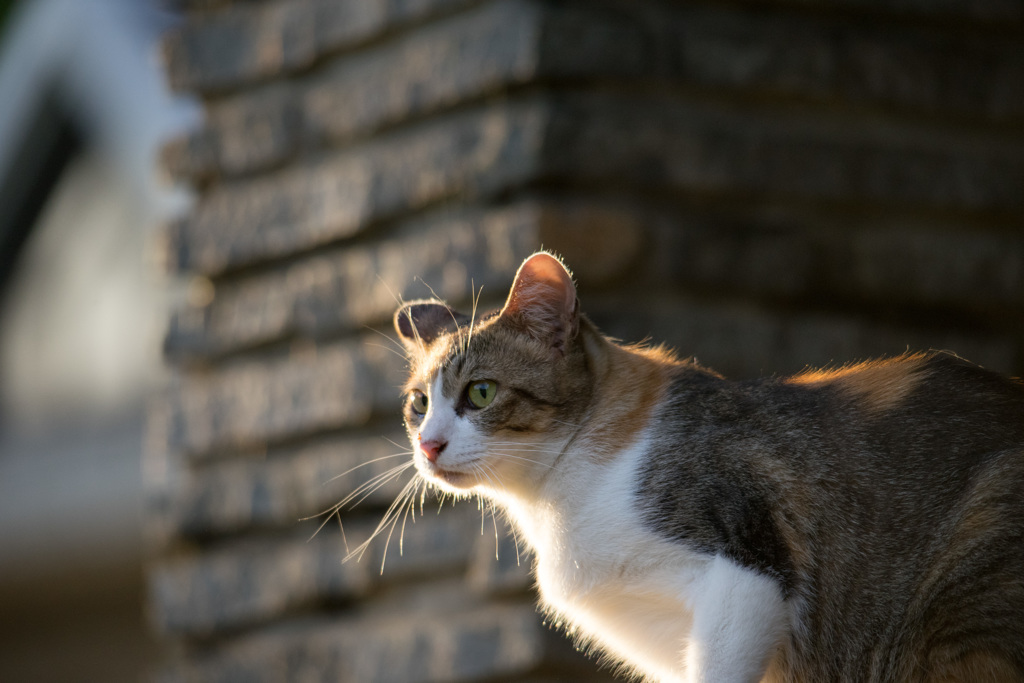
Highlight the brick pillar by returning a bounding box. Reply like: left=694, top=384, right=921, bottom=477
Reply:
left=148, top=0, right=1024, bottom=680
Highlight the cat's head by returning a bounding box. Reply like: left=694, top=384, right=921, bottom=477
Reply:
left=393, top=252, right=593, bottom=498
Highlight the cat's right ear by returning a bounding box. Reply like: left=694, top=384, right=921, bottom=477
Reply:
left=394, top=300, right=470, bottom=350
left=500, top=252, right=579, bottom=356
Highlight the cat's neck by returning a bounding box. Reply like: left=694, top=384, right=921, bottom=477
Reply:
left=485, top=321, right=677, bottom=535
left=573, top=320, right=677, bottom=461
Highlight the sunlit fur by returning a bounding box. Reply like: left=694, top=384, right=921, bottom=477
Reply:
left=388, top=252, right=1024, bottom=682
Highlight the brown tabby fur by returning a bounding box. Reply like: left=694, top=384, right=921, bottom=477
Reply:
left=393, top=252, right=1024, bottom=682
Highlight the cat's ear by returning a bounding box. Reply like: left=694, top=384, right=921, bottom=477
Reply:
left=394, top=300, right=470, bottom=350
left=500, top=252, right=579, bottom=356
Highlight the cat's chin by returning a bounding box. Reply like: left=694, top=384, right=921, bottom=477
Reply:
left=417, top=460, right=479, bottom=490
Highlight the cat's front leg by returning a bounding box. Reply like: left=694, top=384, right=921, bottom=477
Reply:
left=682, top=555, right=789, bottom=683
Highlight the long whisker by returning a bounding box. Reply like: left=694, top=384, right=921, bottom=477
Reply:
left=333, top=510, right=350, bottom=553
left=346, top=473, right=420, bottom=568
left=320, top=451, right=411, bottom=485
left=482, top=473, right=501, bottom=561
left=363, top=325, right=409, bottom=357
left=303, top=462, right=413, bottom=542
left=340, top=462, right=415, bottom=512
left=486, top=441, right=565, bottom=453
left=488, top=451, right=556, bottom=469
left=365, top=341, right=410, bottom=363
left=375, top=274, right=406, bottom=309
left=507, top=508, right=523, bottom=566
left=308, top=462, right=412, bottom=538
left=466, top=280, right=483, bottom=354
left=379, top=477, right=420, bottom=572
left=487, top=446, right=561, bottom=457
left=474, top=460, right=514, bottom=563
left=399, top=478, right=423, bottom=556
left=383, top=436, right=412, bottom=451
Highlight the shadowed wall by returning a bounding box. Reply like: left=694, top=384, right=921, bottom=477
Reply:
left=148, top=0, right=1024, bottom=680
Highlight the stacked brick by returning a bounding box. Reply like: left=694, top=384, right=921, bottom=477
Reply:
left=148, top=0, right=1024, bottom=680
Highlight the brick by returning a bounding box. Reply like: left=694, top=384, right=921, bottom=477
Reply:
left=164, top=91, right=1024, bottom=276
left=164, top=202, right=543, bottom=359
left=843, top=227, right=1024, bottom=311
left=162, top=83, right=300, bottom=180
left=166, top=1, right=1024, bottom=183
left=164, top=198, right=643, bottom=360
left=156, top=601, right=579, bottom=683
left=637, top=205, right=1024, bottom=316
left=162, top=100, right=548, bottom=276
left=163, top=336, right=405, bottom=458
left=543, top=93, right=1024, bottom=214
left=660, top=5, right=1024, bottom=122
left=745, top=0, right=1024, bottom=24
left=163, top=0, right=477, bottom=94
left=467, top=520, right=533, bottom=597
left=167, top=195, right=1024, bottom=365
left=150, top=531, right=368, bottom=637
left=300, top=0, right=548, bottom=147
left=163, top=1, right=650, bottom=181
left=587, top=295, right=1020, bottom=380
left=150, top=508, right=480, bottom=638
left=161, top=430, right=412, bottom=538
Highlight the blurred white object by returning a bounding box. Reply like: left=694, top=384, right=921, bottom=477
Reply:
left=0, top=0, right=197, bottom=680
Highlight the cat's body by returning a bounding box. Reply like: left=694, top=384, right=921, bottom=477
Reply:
left=393, top=252, right=1024, bottom=682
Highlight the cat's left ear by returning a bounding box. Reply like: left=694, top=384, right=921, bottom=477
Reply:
left=500, top=252, right=579, bottom=356
left=394, top=300, right=471, bottom=350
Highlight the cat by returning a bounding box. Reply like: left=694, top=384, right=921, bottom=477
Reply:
left=391, top=251, right=1024, bottom=682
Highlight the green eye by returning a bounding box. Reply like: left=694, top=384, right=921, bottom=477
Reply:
left=466, top=380, right=497, bottom=409
left=410, top=390, right=428, bottom=415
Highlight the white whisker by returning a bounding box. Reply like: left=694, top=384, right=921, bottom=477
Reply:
left=335, top=462, right=415, bottom=512
left=345, top=473, right=420, bottom=569
left=383, top=436, right=412, bottom=451
left=320, top=451, right=410, bottom=485
left=364, top=324, right=409, bottom=358
left=365, top=341, right=411, bottom=362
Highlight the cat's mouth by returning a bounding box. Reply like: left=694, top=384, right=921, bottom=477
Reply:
left=419, top=457, right=480, bottom=488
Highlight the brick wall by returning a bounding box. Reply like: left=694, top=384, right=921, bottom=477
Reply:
left=148, top=0, right=1024, bottom=680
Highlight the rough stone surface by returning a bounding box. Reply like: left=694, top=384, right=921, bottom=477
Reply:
left=167, top=194, right=1024, bottom=365
left=164, top=336, right=406, bottom=458
left=164, top=1, right=1024, bottom=182
left=158, top=430, right=411, bottom=538
left=149, top=1, right=1024, bottom=681
left=658, top=4, right=1024, bottom=122
left=745, top=0, right=1024, bottom=23
left=155, top=600, right=610, bottom=683
left=163, top=91, right=1024, bottom=277
left=468, top=522, right=534, bottom=597
left=636, top=205, right=1024, bottom=317
left=163, top=0, right=477, bottom=93
left=164, top=199, right=644, bottom=360
left=150, top=507, right=479, bottom=638
left=161, top=100, right=548, bottom=275
left=588, top=296, right=1020, bottom=381
left=543, top=94, right=1024, bottom=213
left=164, top=202, right=543, bottom=359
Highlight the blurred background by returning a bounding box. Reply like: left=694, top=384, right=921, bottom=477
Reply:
left=0, top=0, right=196, bottom=680
left=0, top=0, right=1022, bottom=681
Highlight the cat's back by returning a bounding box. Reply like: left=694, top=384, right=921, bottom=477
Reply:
left=635, top=351, right=1024, bottom=682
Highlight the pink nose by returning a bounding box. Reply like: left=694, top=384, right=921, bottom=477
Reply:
left=419, top=439, right=447, bottom=463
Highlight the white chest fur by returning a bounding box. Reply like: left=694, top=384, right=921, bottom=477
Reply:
left=494, top=432, right=791, bottom=683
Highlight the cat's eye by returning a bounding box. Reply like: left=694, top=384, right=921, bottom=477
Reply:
left=466, top=380, right=497, bottom=409
left=409, top=390, right=428, bottom=416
